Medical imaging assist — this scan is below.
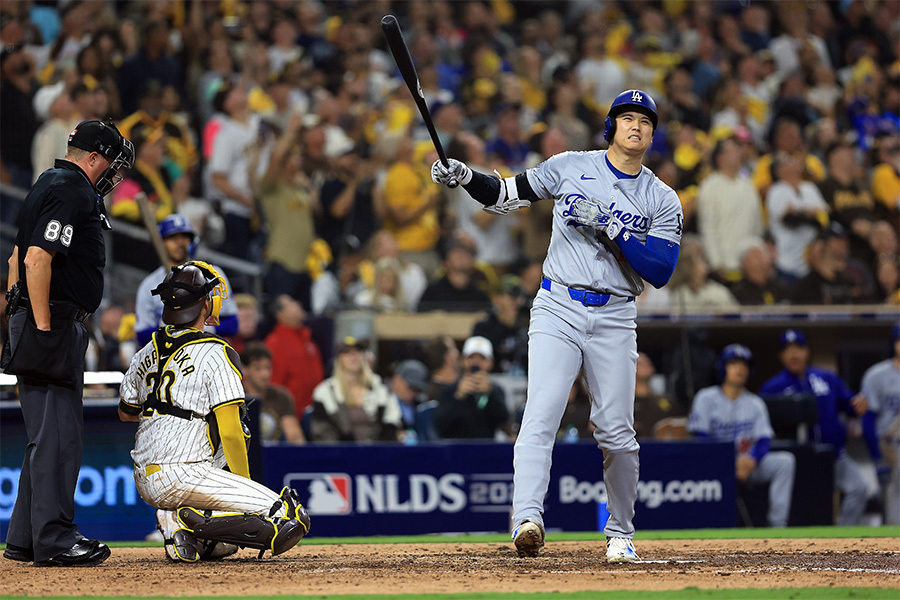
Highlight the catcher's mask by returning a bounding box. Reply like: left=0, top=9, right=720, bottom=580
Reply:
left=151, top=260, right=229, bottom=327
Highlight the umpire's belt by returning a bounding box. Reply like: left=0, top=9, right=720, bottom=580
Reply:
left=541, top=277, right=634, bottom=307
left=21, top=296, right=91, bottom=323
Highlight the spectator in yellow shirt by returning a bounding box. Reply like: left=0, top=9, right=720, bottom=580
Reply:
left=382, top=136, right=441, bottom=278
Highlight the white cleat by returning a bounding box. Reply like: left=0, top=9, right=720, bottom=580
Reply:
left=606, top=537, right=639, bottom=563
left=512, top=519, right=545, bottom=557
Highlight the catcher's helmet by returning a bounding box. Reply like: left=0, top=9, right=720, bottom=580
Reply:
left=158, top=214, right=199, bottom=257
left=716, top=343, right=754, bottom=383
left=151, top=261, right=228, bottom=327
left=68, top=120, right=134, bottom=196
left=603, top=89, right=659, bottom=142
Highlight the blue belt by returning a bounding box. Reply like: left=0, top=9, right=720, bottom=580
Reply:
left=541, top=277, right=634, bottom=307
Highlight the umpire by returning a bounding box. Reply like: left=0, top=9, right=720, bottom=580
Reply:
left=1, top=120, right=133, bottom=566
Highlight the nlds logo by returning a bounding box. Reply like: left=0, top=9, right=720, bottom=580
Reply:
left=285, top=473, right=352, bottom=515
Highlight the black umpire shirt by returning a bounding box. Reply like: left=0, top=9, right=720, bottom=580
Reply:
left=16, top=159, right=107, bottom=312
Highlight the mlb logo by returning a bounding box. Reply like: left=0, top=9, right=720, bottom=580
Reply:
left=284, top=472, right=352, bottom=515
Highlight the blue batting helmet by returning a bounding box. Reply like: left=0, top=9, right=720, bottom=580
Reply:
left=158, top=214, right=198, bottom=257
left=778, top=328, right=808, bottom=349
left=603, top=89, right=659, bottom=142
left=716, top=344, right=754, bottom=383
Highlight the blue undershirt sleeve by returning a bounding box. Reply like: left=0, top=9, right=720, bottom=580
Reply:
left=214, top=314, right=239, bottom=338
left=750, top=437, right=771, bottom=462
left=136, top=326, right=155, bottom=347
left=614, top=234, right=680, bottom=289
left=861, top=412, right=882, bottom=461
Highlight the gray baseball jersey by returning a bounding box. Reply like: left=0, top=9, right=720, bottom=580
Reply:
left=688, top=385, right=774, bottom=450
left=860, top=359, right=900, bottom=437
left=527, top=150, right=683, bottom=296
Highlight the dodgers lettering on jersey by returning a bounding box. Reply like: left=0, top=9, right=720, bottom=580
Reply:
left=688, top=386, right=774, bottom=453
left=134, top=264, right=238, bottom=334
left=526, top=150, right=683, bottom=297
left=122, top=328, right=244, bottom=466
left=861, top=359, right=900, bottom=437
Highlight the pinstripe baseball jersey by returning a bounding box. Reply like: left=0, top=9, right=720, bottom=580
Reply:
left=122, top=326, right=244, bottom=466
left=688, top=385, right=774, bottom=453
left=526, top=150, right=683, bottom=296
left=861, top=359, right=900, bottom=437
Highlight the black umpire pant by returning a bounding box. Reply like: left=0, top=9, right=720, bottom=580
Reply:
left=5, top=309, right=88, bottom=562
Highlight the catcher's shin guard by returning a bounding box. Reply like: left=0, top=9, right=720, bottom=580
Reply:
left=177, top=507, right=306, bottom=557
left=157, top=509, right=200, bottom=563
left=271, top=487, right=312, bottom=535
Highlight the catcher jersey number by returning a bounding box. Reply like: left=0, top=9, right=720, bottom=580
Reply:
left=142, top=369, right=178, bottom=417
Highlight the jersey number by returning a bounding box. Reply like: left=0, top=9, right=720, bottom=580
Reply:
left=44, top=221, right=73, bottom=247
left=142, top=370, right=177, bottom=417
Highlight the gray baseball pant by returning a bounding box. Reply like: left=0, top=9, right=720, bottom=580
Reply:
left=747, top=451, right=796, bottom=527
left=513, top=284, right=639, bottom=538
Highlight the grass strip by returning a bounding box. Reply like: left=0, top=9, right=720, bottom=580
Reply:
left=3, top=525, right=896, bottom=549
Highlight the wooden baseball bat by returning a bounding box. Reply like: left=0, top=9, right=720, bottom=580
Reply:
left=135, top=192, right=169, bottom=268
left=381, top=14, right=458, bottom=188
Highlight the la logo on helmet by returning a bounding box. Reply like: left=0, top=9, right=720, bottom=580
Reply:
left=631, top=91, right=643, bottom=103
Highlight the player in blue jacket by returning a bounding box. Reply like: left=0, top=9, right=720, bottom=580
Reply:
left=759, top=328, right=881, bottom=526
left=689, top=344, right=796, bottom=527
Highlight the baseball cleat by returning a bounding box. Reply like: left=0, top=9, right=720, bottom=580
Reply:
left=512, top=519, right=545, bottom=557
left=606, top=537, right=639, bottom=563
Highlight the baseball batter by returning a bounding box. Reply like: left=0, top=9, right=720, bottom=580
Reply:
left=119, top=261, right=309, bottom=562
left=859, top=325, right=900, bottom=524
left=432, top=90, right=683, bottom=561
left=689, top=345, right=796, bottom=527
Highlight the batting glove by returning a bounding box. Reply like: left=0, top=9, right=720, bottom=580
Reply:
left=431, top=158, right=472, bottom=187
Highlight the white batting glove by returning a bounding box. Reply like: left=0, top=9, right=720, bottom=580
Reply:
left=431, top=158, right=472, bottom=187
left=593, top=199, right=626, bottom=240
left=563, top=197, right=625, bottom=239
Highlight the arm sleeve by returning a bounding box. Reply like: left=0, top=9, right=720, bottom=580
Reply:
left=862, top=412, right=883, bottom=461
left=213, top=313, right=238, bottom=338
left=615, top=234, right=680, bottom=289
left=462, top=170, right=540, bottom=207
left=212, top=401, right=250, bottom=478
left=750, top=437, right=771, bottom=462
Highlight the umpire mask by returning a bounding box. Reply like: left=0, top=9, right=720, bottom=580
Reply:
left=68, top=120, right=135, bottom=196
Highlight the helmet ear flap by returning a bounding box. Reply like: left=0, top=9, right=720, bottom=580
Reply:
left=603, top=116, right=615, bottom=143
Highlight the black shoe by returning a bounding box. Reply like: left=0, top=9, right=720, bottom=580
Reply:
left=33, top=539, right=111, bottom=567
left=3, top=543, right=34, bottom=562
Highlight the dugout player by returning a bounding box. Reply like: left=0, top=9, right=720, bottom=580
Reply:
left=432, top=90, right=683, bottom=561
left=118, top=262, right=310, bottom=562
left=760, top=329, right=882, bottom=526
left=133, top=214, right=238, bottom=346
left=2, top=120, right=133, bottom=566
left=689, top=345, right=796, bottom=527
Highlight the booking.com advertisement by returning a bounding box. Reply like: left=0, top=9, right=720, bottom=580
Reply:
left=1, top=405, right=734, bottom=540
left=265, top=441, right=736, bottom=537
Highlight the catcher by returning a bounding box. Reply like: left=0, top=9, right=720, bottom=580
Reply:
left=119, top=261, right=310, bottom=562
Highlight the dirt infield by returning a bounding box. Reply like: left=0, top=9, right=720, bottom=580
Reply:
left=1, top=538, right=898, bottom=596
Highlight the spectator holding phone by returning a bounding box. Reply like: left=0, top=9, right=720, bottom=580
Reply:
left=434, top=336, right=510, bottom=440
